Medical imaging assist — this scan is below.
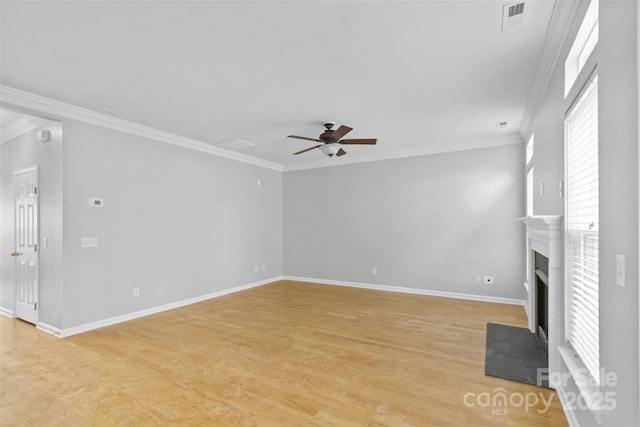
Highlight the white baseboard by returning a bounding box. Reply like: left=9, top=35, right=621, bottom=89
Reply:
left=37, top=322, right=62, bottom=336
left=0, top=306, right=14, bottom=318
left=283, top=276, right=527, bottom=307
left=56, top=276, right=283, bottom=338
left=555, top=385, right=581, bottom=427
left=30, top=275, right=526, bottom=337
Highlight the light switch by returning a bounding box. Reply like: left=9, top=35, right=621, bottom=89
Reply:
left=81, top=237, right=99, bottom=248
left=616, top=255, right=625, bottom=288
left=559, top=181, right=564, bottom=199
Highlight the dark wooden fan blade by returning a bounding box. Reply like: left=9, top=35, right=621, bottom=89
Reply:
left=339, top=138, right=377, bottom=145
left=288, top=135, right=322, bottom=142
left=336, top=148, right=347, bottom=157
left=332, top=125, right=353, bottom=140
left=294, top=144, right=323, bottom=155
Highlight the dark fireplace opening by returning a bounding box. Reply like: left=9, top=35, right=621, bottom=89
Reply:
left=534, top=251, right=549, bottom=354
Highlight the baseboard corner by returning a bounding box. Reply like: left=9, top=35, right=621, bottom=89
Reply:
left=283, top=276, right=526, bottom=307
left=0, top=306, right=14, bottom=318
left=55, top=276, right=283, bottom=337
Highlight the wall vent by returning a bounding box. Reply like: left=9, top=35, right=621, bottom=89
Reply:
left=508, top=2, right=525, bottom=17
left=502, top=2, right=526, bottom=31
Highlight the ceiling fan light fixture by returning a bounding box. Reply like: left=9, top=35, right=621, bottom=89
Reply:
left=319, top=144, right=340, bottom=157
left=287, top=122, right=376, bottom=157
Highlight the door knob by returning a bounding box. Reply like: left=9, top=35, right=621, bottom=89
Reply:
left=10, top=251, right=19, bottom=257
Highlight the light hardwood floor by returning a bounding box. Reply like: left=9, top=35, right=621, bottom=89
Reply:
left=1, top=280, right=568, bottom=426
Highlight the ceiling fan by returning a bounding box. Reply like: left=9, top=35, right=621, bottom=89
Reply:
left=287, top=122, right=377, bottom=157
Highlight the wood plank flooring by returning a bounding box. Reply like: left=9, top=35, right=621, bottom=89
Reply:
left=1, top=280, right=568, bottom=426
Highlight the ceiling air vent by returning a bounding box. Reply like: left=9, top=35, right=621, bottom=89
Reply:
left=213, top=139, right=255, bottom=151
left=502, top=2, right=526, bottom=31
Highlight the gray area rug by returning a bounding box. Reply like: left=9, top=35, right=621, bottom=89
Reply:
left=485, top=323, right=548, bottom=387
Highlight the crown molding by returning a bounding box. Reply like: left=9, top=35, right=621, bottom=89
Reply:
left=283, top=134, right=523, bottom=172
left=1, top=85, right=524, bottom=173
left=0, top=85, right=283, bottom=171
left=0, top=114, right=49, bottom=144
left=519, top=0, right=583, bottom=140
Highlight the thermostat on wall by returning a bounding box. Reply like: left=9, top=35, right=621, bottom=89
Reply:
left=88, top=198, right=104, bottom=207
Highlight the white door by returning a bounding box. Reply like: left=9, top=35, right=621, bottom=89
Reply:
left=12, top=167, right=39, bottom=324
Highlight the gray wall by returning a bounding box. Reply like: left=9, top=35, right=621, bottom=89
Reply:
left=0, top=119, right=64, bottom=327
left=284, top=143, right=526, bottom=300
left=528, top=0, right=638, bottom=425
left=59, top=120, right=283, bottom=329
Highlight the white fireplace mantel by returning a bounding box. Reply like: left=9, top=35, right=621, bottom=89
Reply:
left=518, top=215, right=562, bottom=327
left=520, top=215, right=563, bottom=263
left=518, top=215, right=563, bottom=380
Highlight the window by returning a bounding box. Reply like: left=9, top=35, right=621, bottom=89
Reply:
left=565, top=73, right=599, bottom=383
left=526, top=167, right=534, bottom=216
left=526, top=134, right=534, bottom=216
left=577, top=20, right=599, bottom=72
left=565, top=0, right=599, bottom=97
left=526, top=134, right=534, bottom=165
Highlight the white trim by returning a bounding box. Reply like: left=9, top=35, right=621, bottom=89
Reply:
left=519, top=0, right=582, bottom=139
left=53, top=276, right=283, bottom=338
left=2, top=86, right=525, bottom=173
left=283, top=134, right=523, bottom=172
left=522, top=283, right=531, bottom=321
left=284, top=276, right=527, bottom=307
left=0, top=306, right=14, bottom=317
left=559, top=345, right=604, bottom=421
left=0, top=114, right=50, bottom=144
left=38, top=275, right=528, bottom=338
left=555, top=384, right=582, bottom=427
left=0, top=85, right=282, bottom=172
left=36, top=322, right=62, bottom=336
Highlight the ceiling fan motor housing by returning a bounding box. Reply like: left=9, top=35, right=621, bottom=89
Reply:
left=320, top=122, right=337, bottom=142
left=320, top=132, right=335, bottom=142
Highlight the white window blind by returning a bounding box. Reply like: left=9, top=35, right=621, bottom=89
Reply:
left=565, top=73, right=599, bottom=384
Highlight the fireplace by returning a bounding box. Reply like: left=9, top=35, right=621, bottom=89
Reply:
left=534, top=251, right=549, bottom=353
left=519, top=215, right=562, bottom=381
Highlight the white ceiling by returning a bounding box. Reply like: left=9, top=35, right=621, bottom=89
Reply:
left=0, top=1, right=555, bottom=169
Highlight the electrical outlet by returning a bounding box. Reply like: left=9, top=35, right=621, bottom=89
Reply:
left=81, top=237, right=99, bottom=248
left=133, top=287, right=140, bottom=297
left=372, top=267, right=378, bottom=274
left=254, top=265, right=259, bottom=273
left=262, top=264, right=266, bottom=271
left=484, top=276, right=495, bottom=285
left=474, top=275, right=481, bottom=284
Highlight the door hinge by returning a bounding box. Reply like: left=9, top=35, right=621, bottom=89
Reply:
left=34, top=302, right=37, bottom=310
left=34, top=187, right=37, bottom=194
left=34, top=244, right=37, bottom=252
